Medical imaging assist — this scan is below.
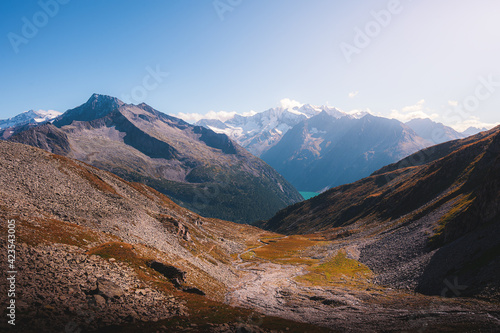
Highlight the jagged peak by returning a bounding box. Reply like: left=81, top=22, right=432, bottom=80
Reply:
left=52, top=94, right=124, bottom=127
left=85, top=93, right=124, bottom=108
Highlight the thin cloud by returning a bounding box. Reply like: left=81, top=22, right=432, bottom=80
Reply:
left=175, top=110, right=257, bottom=123
left=348, top=91, right=359, bottom=98
left=388, top=100, right=439, bottom=122
left=449, top=116, right=499, bottom=132
left=279, top=98, right=303, bottom=109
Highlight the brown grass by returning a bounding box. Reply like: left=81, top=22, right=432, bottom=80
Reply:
left=16, top=217, right=110, bottom=247
left=251, top=235, right=323, bottom=265
left=87, top=242, right=147, bottom=264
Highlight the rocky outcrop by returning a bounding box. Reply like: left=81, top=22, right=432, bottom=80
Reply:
left=9, top=123, right=71, bottom=155
left=148, top=261, right=186, bottom=287
left=0, top=243, right=184, bottom=333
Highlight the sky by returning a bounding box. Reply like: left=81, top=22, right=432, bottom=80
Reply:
left=1, top=0, right=500, bottom=131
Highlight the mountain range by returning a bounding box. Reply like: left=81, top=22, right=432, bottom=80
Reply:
left=405, top=117, right=466, bottom=144
left=195, top=104, right=364, bottom=157
left=3, top=103, right=485, bottom=196
left=195, top=105, right=478, bottom=192
left=261, top=112, right=431, bottom=192
left=4, top=94, right=302, bottom=223
left=462, top=126, right=489, bottom=136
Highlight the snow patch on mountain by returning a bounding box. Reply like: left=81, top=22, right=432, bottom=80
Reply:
left=0, top=109, right=62, bottom=130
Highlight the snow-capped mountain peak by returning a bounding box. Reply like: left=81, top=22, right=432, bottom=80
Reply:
left=195, top=103, right=349, bottom=156
left=33, top=109, right=62, bottom=122
left=0, top=109, right=62, bottom=130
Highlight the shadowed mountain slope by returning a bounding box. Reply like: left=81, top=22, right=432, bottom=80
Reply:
left=261, top=112, right=430, bottom=192
left=258, top=126, right=500, bottom=300
left=405, top=118, right=465, bottom=144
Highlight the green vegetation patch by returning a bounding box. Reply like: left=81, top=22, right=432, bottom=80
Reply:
left=297, top=250, right=373, bottom=286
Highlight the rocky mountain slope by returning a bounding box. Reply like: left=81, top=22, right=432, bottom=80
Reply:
left=7, top=94, right=302, bottom=223
left=0, top=140, right=326, bottom=333
left=261, top=113, right=430, bottom=192
left=405, top=118, right=465, bottom=144
left=1, top=140, right=498, bottom=332
left=258, top=126, right=500, bottom=301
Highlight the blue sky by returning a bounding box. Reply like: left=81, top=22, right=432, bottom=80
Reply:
left=1, top=0, right=500, bottom=130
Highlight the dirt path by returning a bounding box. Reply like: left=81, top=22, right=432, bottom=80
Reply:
left=226, top=237, right=349, bottom=327
left=225, top=237, right=500, bottom=332
left=228, top=236, right=302, bottom=312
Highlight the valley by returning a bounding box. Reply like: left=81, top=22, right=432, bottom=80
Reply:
left=0, top=99, right=499, bottom=332
left=0, top=130, right=499, bottom=331
left=3, top=2, right=500, bottom=332
left=0, top=140, right=326, bottom=333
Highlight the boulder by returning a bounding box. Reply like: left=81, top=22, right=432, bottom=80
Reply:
left=97, top=278, right=124, bottom=299
left=182, top=287, right=205, bottom=296
left=148, top=261, right=185, bottom=287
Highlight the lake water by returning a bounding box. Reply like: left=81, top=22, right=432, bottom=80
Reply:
left=299, top=191, right=319, bottom=200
